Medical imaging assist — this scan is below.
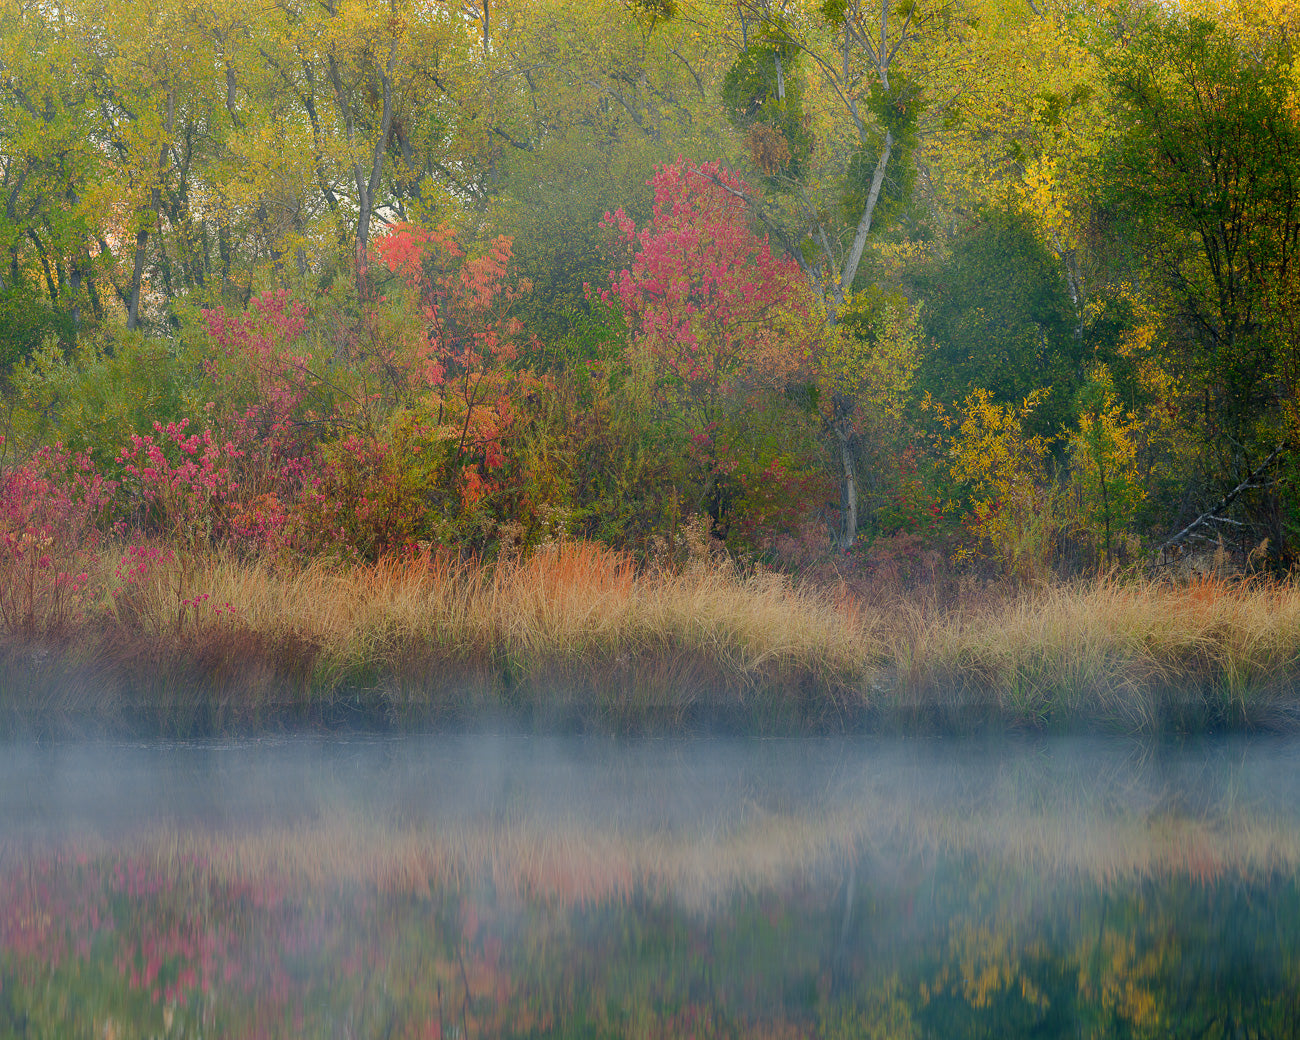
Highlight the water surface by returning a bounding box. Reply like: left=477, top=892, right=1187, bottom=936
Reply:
left=3, top=734, right=1298, bottom=1036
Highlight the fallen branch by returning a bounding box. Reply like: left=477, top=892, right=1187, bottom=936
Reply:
left=1153, top=445, right=1286, bottom=561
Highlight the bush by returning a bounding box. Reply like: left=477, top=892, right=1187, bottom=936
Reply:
left=0, top=440, right=112, bottom=636
left=0, top=287, right=74, bottom=385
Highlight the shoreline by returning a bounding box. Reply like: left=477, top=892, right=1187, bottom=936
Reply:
left=8, top=640, right=1299, bottom=738
left=4, top=543, right=1300, bottom=738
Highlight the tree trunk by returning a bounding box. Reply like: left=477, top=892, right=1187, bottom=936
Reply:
left=69, top=258, right=82, bottom=332
left=837, top=428, right=858, bottom=551
left=128, top=88, right=175, bottom=331
left=838, top=128, right=892, bottom=301
left=127, top=227, right=148, bottom=330
left=831, top=386, right=859, bottom=551
left=23, top=228, right=55, bottom=304
left=330, top=39, right=398, bottom=297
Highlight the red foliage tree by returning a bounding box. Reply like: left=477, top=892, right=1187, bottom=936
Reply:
left=601, top=159, right=819, bottom=416
left=375, top=225, right=539, bottom=510
left=599, top=159, right=827, bottom=542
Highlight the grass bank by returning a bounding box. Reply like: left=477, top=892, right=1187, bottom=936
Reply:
left=3, top=542, right=1300, bottom=735
left=885, top=575, right=1300, bottom=732
left=1, top=543, right=871, bottom=733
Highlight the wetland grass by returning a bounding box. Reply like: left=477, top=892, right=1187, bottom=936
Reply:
left=892, top=573, right=1300, bottom=732
left=3, top=546, right=1300, bottom=734
left=0, top=542, right=877, bottom=733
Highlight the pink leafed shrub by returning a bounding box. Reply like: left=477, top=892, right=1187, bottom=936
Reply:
left=598, top=158, right=827, bottom=546
left=115, top=418, right=245, bottom=552
left=202, top=290, right=319, bottom=535
left=203, top=289, right=313, bottom=433
left=0, top=437, right=113, bottom=635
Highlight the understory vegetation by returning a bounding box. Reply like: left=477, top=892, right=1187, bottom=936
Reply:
left=4, top=0, right=1300, bottom=731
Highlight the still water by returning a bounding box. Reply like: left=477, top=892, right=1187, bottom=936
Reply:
left=1, top=734, right=1298, bottom=1037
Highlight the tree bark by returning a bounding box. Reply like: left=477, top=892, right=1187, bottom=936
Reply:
left=838, top=128, right=892, bottom=303
left=355, top=49, right=397, bottom=288
left=826, top=128, right=892, bottom=549
left=126, top=227, right=149, bottom=330
left=329, top=37, right=399, bottom=297
left=128, top=88, right=174, bottom=331
left=836, top=421, right=858, bottom=551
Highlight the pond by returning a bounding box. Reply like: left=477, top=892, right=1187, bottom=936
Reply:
left=2, top=733, right=1298, bottom=1037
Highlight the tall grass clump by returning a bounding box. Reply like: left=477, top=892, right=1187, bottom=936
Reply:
left=305, top=542, right=881, bottom=726
left=900, top=575, right=1300, bottom=731
left=18, top=541, right=878, bottom=732
left=8, top=531, right=1300, bottom=734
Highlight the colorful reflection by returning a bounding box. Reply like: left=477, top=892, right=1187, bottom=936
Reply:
left=2, top=736, right=1299, bottom=1037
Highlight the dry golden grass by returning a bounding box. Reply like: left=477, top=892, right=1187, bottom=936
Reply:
left=6, top=548, right=1300, bottom=732
left=179, top=543, right=870, bottom=666
left=29, top=541, right=877, bottom=728
left=908, top=574, right=1300, bottom=729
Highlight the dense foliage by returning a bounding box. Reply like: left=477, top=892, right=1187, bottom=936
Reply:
left=3, top=0, right=1300, bottom=578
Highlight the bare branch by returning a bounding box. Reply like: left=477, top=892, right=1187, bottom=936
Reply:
left=1154, top=445, right=1286, bottom=557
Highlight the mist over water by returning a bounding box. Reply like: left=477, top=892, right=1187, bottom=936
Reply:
left=3, top=733, right=1300, bottom=843
left=3, top=734, right=1299, bottom=1036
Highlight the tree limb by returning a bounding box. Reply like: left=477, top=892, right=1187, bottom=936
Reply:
left=1154, top=445, right=1286, bottom=558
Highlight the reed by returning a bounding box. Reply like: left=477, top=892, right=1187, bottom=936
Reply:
left=907, top=574, right=1300, bottom=730
left=0, top=542, right=876, bottom=731
left=4, top=548, right=1300, bottom=734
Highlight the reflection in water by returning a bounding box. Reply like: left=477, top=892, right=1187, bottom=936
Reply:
left=1, top=735, right=1298, bottom=1037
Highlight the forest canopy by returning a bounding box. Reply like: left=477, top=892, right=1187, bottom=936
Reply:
left=3, top=0, right=1300, bottom=577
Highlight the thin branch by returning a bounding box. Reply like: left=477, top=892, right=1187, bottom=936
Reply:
left=1154, top=445, right=1286, bottom=557
left=667, top=47, right=707, bottom=100
left=698, top=167, right=813, bottom=281
left=492, top=126, right=533, bottom=151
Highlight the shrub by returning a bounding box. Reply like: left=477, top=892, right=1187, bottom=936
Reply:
left=0, top=439, right=112, bottom=636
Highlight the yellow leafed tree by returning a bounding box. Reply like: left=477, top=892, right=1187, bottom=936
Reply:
left=948, top=387, right=1058, bottom=579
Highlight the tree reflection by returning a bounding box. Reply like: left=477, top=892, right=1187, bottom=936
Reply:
left=1, top=837, right=1297, bottom=1038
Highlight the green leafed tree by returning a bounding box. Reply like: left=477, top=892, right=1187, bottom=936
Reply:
left=1098, top=5, right=1300, bottom=554
left=910, top=204, right=1081, bottom=441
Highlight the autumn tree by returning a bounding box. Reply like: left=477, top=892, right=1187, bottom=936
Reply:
left=1099, top=6, right=1300, bottom=555
left=74, top=0, right=215, bottom=329
left=375, top=222, right=538, bottom=514
left=715, top=0, right=1067, bottom=550
left=947, top=388, right=1059, bottom=580
left=720, top=0, right=950, bottom=310
left=602, top=158, right=826, bottom=543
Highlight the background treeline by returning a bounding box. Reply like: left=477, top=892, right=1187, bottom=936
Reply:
left=3, top=0, right=1300, bottom=584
